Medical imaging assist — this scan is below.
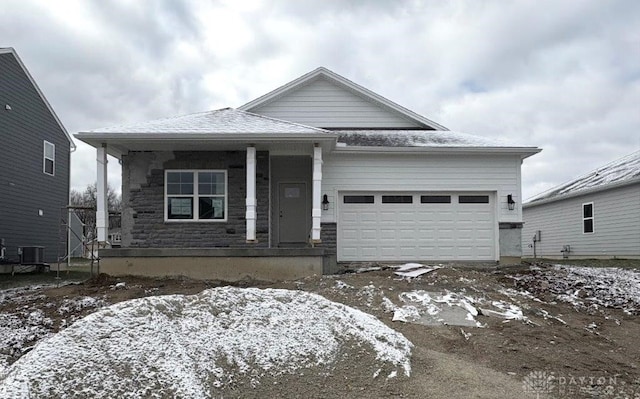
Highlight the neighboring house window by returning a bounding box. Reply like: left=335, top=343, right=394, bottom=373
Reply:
left=165, top=170, right=227, bottom=221
left=583, top=202, right=594, bottom=234
left=43, top=141, right=55, bottom=176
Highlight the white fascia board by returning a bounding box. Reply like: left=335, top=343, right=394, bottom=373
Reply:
left=2, top=48, right=76, bottom=150
left=334, top=145, right=541, bottom=158
left=74, top=132, right=339, bottom=141
left=523, top=178, right=640, bottom=209
left=239, top=67, right=448, bottom=131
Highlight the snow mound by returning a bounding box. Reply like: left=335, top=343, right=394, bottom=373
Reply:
left=0, top=287, right=412, bottom=398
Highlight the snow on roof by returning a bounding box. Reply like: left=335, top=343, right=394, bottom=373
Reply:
left=335, top=130, right=511, bottom=147
left=0, top=287, right=412, bottom=398
left=85, top=108, right=332, bottom=135
left=527, top=150, right=640, bottom=203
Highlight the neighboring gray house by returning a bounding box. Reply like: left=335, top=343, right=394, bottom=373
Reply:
left=523, top=150, right=640, bottom=259
left=0, top=48, right=75, bottom=265
left=76, top=67, right=540, bottom=281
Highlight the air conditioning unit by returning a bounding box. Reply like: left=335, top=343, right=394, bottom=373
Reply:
left=20, top=246, right=45, bottom=265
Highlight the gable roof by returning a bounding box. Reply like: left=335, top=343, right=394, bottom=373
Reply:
left=526, top=150, right=640, bottom=206
left=82, top=108, right=332, bottom=135
left=0, top=47, right=75, bottom=149
left=239, top=67, right=448, bottom=131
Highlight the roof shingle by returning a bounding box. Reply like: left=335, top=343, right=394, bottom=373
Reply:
left=86, top=108, right=332, bottom=135
left=335, top=130, right=509, bottom=147
left=527, top=150, right=640, bottom=203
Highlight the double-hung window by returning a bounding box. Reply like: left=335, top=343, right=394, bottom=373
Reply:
left=165, top=170, right=227, bottom=221
left=582, top=202, right=594, bottom=234
left=43, top=141, right=55, bottom=176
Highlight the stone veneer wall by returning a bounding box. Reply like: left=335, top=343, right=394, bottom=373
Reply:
left=121, top=151, right=269, bottom=248
left=317, top=223, right=337, bottom=255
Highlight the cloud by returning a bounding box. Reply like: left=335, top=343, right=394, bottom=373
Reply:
left=0, top=0, right=638, bottom=201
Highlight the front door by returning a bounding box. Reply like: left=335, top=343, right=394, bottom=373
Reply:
left=278, top=182, right=308, bottom=244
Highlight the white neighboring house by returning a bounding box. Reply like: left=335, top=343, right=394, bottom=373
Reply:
left=75, top=67, right=541, bottom=280
left=522, top=150, right=640, bottom=259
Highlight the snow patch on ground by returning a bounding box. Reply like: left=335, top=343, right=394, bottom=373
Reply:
left=394, top=263, right=425, bottom=272
left=0, top=288, right=105, bottom=375
left=391, top=289, right=531, bottom=327
left=480, top=301, right=525, bottom=320
left=0, top=310, right=53, bottom=374
left=0, top=287, right=412, bottom=398
left=392, top=290, right=484, bottom=327
left=57, top=296, right=105, bottom=315
left=393, top=263, right=442, bottom=278
left=553, top=265, right=640, bottom=314
left=512, top=265, right=640, bottom=315
left=0, top=286, right=47, bottom=306
left=394, top=267, right=441, bottom=278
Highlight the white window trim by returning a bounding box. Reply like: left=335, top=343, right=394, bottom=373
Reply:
left=43, top=140, right=55, bottom=176
left=164, top=169, right=228, bottom=222
left=582, top=202, right=594, bottom=234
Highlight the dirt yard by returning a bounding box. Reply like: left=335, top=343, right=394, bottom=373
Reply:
left=1, top=259, right=639, bottom=398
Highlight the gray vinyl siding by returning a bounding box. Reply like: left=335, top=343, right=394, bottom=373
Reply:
left=522, top=183, right=640, bottom=258
left=250, top=78, right=421, bottom=129
left=0, top=52, right=71, bottom=264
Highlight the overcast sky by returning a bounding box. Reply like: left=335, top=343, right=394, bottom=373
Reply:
left=2, top=0, right=639, bottom=200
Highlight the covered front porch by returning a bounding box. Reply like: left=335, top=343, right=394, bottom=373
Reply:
left=74, top=108, right=339, bottom=279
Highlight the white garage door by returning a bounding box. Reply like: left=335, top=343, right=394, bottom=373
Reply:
left=338, top=192, right=496, bottom=262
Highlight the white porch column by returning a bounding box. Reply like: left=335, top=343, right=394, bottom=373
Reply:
left=311, top=145, right=322, bottom=242
left=96, top=144, right=109, bottom=242
left=246, top=146, right=257, bottom=242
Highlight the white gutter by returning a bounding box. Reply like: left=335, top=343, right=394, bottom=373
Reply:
left=334, top=145, right=541, bottom=158
left=74, top=132, right=339, bottom=141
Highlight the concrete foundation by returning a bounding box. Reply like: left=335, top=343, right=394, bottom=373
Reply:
left=99, top=248, right=324, bottom=282
left=498, top=256, right=522, bottom=265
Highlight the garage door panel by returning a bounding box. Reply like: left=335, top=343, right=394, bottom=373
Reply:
left=341, top=247, right=358, bottom=258
left=417, top=211, right=436, bottom=221
left=397, top=212, right=417, bottom=223
left=380, top=246, right=399, bottom=257
left=342, top=228, right=359, bottom=240
left=379, top=229, right=397, bottom=239
left=360, top=247, right=378, bottom=258
left=341, top=211, right=359, bottom=223
left=359, top=212, right=378, bottom=223
left=338, top=192, right=495, bottom=261
left=379, top=211, right=397, bottom=223
left=360, top=229, right=377, bottom=240
left=437, top=229, right=455, bottom=238
left=398, top=229, right=415, bottom=240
